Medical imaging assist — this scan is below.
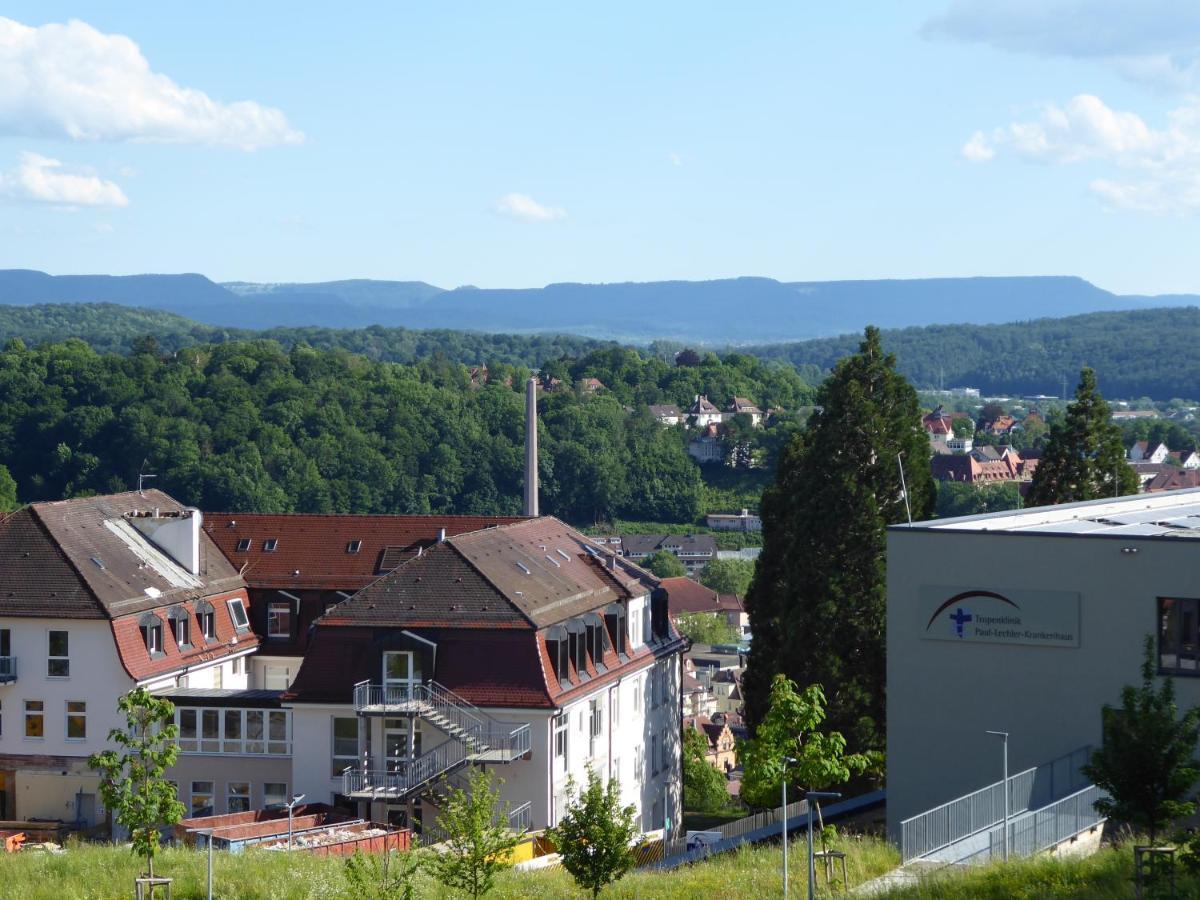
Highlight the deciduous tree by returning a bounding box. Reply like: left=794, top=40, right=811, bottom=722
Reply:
left=743, top=326, right=934, bottom=753
left=88, top=688, right=187, bottom=884
left=699, top=557, right=755, bottom=597
left=1082, top=636, right=1200, bottom=844
left=683, top=726, right=733, bottom=813
left=548, top=768, right=639, bottom=898
left=430, top=769, right=518, bottom=899
left=644, top=550, right=686, bottom=579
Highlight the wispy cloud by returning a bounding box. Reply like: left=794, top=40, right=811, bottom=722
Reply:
left=669, top=152, right=683, bottom=167
left=0, top=152, right=128, bottom=207
left=924, top=1, right=1200, bottom=92
left=963, top=94, right=1200, bottom=213
left=0, top=16, right=303, bottom=149
left=495, top=192, right=566, bottom=222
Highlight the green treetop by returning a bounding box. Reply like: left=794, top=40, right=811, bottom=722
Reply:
left=643, top=550, right=686, bottom=579
left=1026, top=367, right=1139, bottom=506
left=742, top=326, right=934, bottom=753
left=548, top=768, right=639, bottom=899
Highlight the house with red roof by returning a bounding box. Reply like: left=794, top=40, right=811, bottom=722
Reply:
left=280, top=517, right=685, bottom=836
left=202, top=512, right=523, bottom=692
left=0, top=491, right=259, bottom=823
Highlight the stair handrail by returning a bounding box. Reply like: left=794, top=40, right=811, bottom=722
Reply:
left=343, top=735, right=476, bottom=800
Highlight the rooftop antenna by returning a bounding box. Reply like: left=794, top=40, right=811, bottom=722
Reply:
left=136, top=459, right=156, bottom=497
left=897, top=452, right=913, bottom=526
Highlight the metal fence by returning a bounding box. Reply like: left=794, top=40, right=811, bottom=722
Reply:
left=962, top=784, right=1107, bottom=865
left=900, top=745, right=1092, bottom=863
left=719, top=797, right=811, bottom=842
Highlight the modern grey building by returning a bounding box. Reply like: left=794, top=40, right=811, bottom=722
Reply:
left=887, top=488, right=1200, bottom=843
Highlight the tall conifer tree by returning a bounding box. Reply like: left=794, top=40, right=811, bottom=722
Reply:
left=742, top=327, right=933, bottom=754
left=1026, top=367, right=1138, bottom=506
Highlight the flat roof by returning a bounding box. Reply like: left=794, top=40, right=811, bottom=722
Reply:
left=893, top=487, right=1200, bottom=539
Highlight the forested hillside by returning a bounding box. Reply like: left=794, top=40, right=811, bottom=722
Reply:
left=0, top=303, right=606, bottom=366
left=0, top=338, right=810, bottom=523
left=748, top=307, right=1200, bottom=400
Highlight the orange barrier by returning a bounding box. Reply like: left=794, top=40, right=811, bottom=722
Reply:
left=4, top=832, right=26, bottom=853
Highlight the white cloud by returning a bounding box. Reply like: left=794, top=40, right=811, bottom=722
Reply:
left=0, top=17, right=302, bottom=149
left=925, top=1, right=1200, bottom=91
left=669, top=151, right=683, bottom=167
left=495, top=192, right=566, bottom=222
left=0, top=152, right=128, bottom=207
left=965, top=94, right=1200, bottom=212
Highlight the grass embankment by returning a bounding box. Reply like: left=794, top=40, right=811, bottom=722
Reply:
left=0, top=834, right=897, bottom=899
left=889, top=844, right=1200, bottom=899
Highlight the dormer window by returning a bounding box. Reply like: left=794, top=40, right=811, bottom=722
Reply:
left=235, top=539, right=251, bottom=552
left=605, top=603, right=628, bottom=659
left=346, top=540, right=362, bottom=554
left=263, top=539, right=278, bottom=552
left=546, top=625, right=570, bottom=685
left=139, top=613, right=164, bottom=657
left=166, top=606, right=192, bottom=649
left=196, top=600, right=216, bottom=641
left=227, top=598, right=250, bottom=632
left=566, top=619, right=588, bottom=680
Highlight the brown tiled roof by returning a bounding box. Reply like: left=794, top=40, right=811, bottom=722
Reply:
left=320, top=543, right=529, bottom=630
left=203, top=512, right=525, bottom=590
left=1146, top=470, right=1200, bottom=493
left=0, top=509, right=104, bottom=618
left=32, top=490, right=244, bottom=617
left=663, top=577, right=722, bottom=615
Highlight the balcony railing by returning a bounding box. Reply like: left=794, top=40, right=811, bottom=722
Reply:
left=0, top=656, right=16, bottom=683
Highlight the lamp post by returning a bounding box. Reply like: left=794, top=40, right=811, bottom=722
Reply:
left=806, top=791, right=841, bottom=900
left=986, top=730, right=1009, bottom=861
left=285, top=793, right=306, bottom=851
left=782, top=756, right=797, bottom=898
left=195, top=829, right=214, bottom=900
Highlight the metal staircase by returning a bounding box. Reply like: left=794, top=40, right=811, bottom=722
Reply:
left=342, top=680, right=531, bottom=802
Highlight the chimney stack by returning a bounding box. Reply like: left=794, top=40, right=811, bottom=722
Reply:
left=524, top=376, right=539, bottom=517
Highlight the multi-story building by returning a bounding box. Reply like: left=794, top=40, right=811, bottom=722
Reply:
left=0, top=491, right=258, bottom=824
left=620, top=534, right=717, bottom=578
left=281, top=517, right=685, bottom=836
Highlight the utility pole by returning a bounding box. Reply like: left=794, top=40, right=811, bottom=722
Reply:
left=986, top=731, right=1010, bottom=861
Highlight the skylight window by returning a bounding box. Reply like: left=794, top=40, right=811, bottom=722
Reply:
left=263, top=539, right=278, bottom=552
left=227, top=598, right=250, bottom=632
left=235, top=539, right=251, bottom=552
left=346, top=540, right=362, bottom=554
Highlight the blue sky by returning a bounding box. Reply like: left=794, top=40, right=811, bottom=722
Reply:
left=1, top=2, right=1199, bottom=294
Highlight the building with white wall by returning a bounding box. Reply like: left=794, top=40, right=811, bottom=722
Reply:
left=887, top=488, right=1200, bottom=844
left=0, top=491, right=258, bottom=825
left=281, top=517, right=684, bottom=837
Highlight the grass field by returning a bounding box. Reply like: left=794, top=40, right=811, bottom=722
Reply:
left=0, top=833, right=897, bottom=899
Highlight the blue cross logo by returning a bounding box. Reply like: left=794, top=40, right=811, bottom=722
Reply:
left=948, top=607, right=973, bottom=638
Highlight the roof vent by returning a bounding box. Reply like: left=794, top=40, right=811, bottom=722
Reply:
left=516, top=561, right=531, bottom=575
left=546, top=556, right=561, bottom=568
left=556, top=548, right=571, bottom=561
left=90, top=557, right=105, bottom=570
left=227, top=520, right=237, bottom=528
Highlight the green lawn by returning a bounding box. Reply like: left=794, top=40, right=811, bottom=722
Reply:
left=0, top=834, right=898, bottom=899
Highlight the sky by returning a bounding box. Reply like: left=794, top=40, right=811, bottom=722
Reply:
left=2, top=2, right=1200, bottom=294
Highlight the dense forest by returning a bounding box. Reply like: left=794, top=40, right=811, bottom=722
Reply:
left=0, top=337, right=811, bottom=524
left=748, top=307, right=1200, bottom=400
left=0, top=303, right=606, bottom=367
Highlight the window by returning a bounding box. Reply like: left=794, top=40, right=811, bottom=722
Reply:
left=264, top=783, right=288, bottom=808
left=633, top=676, right=641, bottom=712
left=553, top=713, right=568, bottom=762
left=634, top=745, right=644, bottom=784
left=227, top=599, right=250, bottom=632
left=1159, top=597, right=1200, bottom=674
left=605, top=605, right=627, bottom=658
left=224, top=709, right=242, bottom=753
left=268, top=711, right=288, bottom=755
left=246, top=710, right=265, bottom=754
left=232, top=656, right=245, bottom=676
left=198, top=603, right=216, bottom=641
left=263, top=539, right=278, bottom=552
left=650, top=735, right=659, bottom=776
left=346, top=540, right=362, bottom=554
left=227, top=782, right=250, bottom=813
left=66, top=701, right=86, bottom=740
left=201, top=709, right=220, bottom=753
left=589, top=698, right=603, bottom=757
left=178, top=708, right=198, bottom=751
left=642, top=604, right=652, bottom=644
left=267, top=601, right=292, bottom=640
left=332, top=717, right=359, bottom=776
left=611, top=686, right=620, bottom=728
left=235, top=538, right=251, bottom=552
left=175, top=707, right=291, bottom=756
left=264, top=665, right=291, bottom=690
left=167, top=608, right=191, bottom=649
left=47, top=630, right=69, bottom=677
left=24, top=700, right=43, bottom=738
left=141, top=616, right=164, bottom=656
left=190, top=781, right=214, bottom=818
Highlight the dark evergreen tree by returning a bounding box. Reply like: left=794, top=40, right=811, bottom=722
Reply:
left=1026, top=367, right=1139, bottom=506
left=742, top=326, right=934, bottom=754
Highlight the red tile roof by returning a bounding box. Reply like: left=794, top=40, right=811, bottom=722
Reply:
left=203, top=513, right=525, bottom=590
left=662, top=577, right=722, bottom=615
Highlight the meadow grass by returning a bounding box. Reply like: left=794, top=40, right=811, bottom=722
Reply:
left=0, top=832, right=897, bottom=899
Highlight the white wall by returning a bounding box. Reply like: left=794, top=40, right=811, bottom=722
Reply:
left=289, top=703, right=354, bottom=805
left=887, top=528, right=1200, bottom=842
left=0, top=618, right=133, bottom=763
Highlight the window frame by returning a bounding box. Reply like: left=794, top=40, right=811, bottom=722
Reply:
left=266, top=600, right=292, bottom=640
left=346, top=540, right=362, bottom=554
left=263, top=538, right=278, bottom=552
left=227, top=598, right=250, bottom=632
left=66, top=700, right=86, bottom=741
left=552, top=713, right=568, bottom=763
left=47, top=630, right=69, bottom=678
left=263, top=782, right=288, bottom=808
left=1158, top=596, right=1200, bottom=675
left=332, top=716, right=359, bottom=777
left=190, top=781, right=215, bottom=818
left=24, top=699, right=44, bottom=739
left=235, top=538, right=252, bottom=552
left=227, top=781, right=251, bottom=814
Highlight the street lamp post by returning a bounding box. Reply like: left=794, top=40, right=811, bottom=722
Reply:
left=782, top=756, right=797, bottom=898
left=805, top=791, right=841, bottom=900
left=285, top=794, right=307, bottom=851
left=986, top=731, right=1009, bottom=862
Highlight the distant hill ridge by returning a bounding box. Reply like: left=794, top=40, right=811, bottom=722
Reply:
left=1, top=269, right=1197, bottom=342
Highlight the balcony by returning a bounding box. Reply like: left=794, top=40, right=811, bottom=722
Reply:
left=0, top=656, right=15, bottom=684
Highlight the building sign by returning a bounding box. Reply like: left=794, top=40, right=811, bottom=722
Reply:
left=920, top=586, right=1080, bottom=648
